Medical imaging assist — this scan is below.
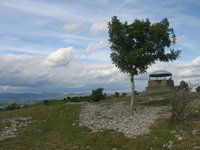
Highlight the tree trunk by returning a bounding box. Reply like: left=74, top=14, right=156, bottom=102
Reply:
left=130, top=75, right=135, bottom=111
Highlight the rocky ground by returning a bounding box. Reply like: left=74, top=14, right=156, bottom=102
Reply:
left=79, top=102, right=169, bottom=138
left=0, top=116, right=33, bottom=141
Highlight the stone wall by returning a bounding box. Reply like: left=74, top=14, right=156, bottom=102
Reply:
left=145, top=79, right=175, bottom=93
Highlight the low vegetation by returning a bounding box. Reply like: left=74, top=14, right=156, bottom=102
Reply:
left=5, top=103, right=21, bottom=111
left=90, top=88, right=105, bottom=102
left=196, top=86, right=200, bottom=93
left=0, top=92, right=199, bottom=150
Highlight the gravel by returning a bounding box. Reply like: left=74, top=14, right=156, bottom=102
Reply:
left=79, top=102, right=169, bottom=138
left=0, top=116, right=33, bottom=141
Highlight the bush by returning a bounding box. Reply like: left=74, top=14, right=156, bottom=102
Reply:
left=6, top=103, right=20, bottom=110
left=121, top=92, right=127, bottom=97
left=177, top=80, right=191, bottom=91
left=43, top=100, right=49, bottom=105
left=196, top=86, right=200, bottom=92
left=70, top=97, right=81, bottom=102
left=90, top=88, right=105, bottom=102
left=169, top=91, right=193, bottom=122
left=114, top=92, right=120, bottom=97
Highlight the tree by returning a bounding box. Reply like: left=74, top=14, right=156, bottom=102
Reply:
left=108, top=16, right=181, bottom=110
left=114, top=92, right=120, bottom=97
left=90, top=88, right=105, bottom=102
left=196, top=86, right=200, bottom=92
left=177, top=80, right=191, bottom=91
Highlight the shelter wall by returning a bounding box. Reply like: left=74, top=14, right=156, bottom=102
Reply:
left=145, top=79, right=175, bottom=93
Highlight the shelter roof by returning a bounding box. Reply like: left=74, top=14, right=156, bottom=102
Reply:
left=149, top=70, right=172, bottom=77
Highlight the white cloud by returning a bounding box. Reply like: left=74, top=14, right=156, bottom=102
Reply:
left=85, top=41, right=108, bottom=55
left=176, top=35, right=187, bottom=43
left=89, top=23, right=107, bottom=37
left=44, top=47, right=75, bottom=67
left=191, top=56, right=200, bottom=66
left=62, top=22, right=84, bottom=32
left=1, top=53, right=200, bottom=93
left=177, top=56, right=200, bottom=68
left=0, top=53, right=129, bottom=93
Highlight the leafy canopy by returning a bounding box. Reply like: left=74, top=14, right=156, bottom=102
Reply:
left=108, top=16, right=181, bottom=76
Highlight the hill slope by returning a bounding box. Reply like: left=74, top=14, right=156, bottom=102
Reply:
left=0, top=95, right=200, bottom=150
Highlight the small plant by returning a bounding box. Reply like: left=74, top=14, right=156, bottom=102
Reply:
left=70, top=97, right=81, bottom=102
left=121, top=92, right=127, bottom=97
left=90, top=88, right=105, bottom=102
left=6, top=103, right=20, bottom=110
left=63, top=98, right=67, bottom=101
left=169, top=91, right=193, bottom=122
left=114, top=92, right=120, bottom=97
left=43, top=100, right=49, bottom=105
left=196, top=86, right=200, bottom=92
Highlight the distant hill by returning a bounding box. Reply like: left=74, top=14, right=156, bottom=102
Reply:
left=0, top=92, right=62, bottom=101
left=0, top=92, right=92, bottom=106
left=0, top=92, right=64, bottom=106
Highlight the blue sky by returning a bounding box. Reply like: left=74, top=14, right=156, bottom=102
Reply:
left=0, top=0, right=200, bottom=93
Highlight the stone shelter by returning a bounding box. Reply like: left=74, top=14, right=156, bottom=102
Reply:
left=145, top=70, right=175, bottom=93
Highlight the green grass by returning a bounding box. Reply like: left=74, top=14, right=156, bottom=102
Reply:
left=0, top=95, right=199, bottom=150
left=0, top=122, right=10, bottom=131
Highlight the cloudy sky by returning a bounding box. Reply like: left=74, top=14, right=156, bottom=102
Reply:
left=0, top=0, right=200, bottom=93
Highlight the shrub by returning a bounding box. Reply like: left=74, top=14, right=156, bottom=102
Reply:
left=121, top=93, right=127, bottom=97
left=43, top=100, right=49, bottom=105
left=177, top=80, right=191, bottom=91
left=169, top=91, right=193, bottom=122
left=114, top=92, right=120, bottom=97
left=23, top=105, right=29, bottom=108
left=70, top=97, right=81, bottom=102
left=196, top=86, right=200, bottom=92
left=90, top=88, right=105, bottom=102
left=6, top=103, right=20, bottom=110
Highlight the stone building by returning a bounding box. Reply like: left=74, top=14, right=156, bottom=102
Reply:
left=145, top=70, right=175, bottom=93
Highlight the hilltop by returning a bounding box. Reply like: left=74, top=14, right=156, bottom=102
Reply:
left=0, top=92, right=200, bottom=150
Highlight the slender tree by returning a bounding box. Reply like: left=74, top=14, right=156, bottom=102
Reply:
left=108, top=16, right=181, bottom=110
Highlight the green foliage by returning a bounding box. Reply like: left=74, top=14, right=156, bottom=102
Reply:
left=169, top=91, right=193, bottom=122
left=121, top=92, right=127, bottom=97
left=43, top=100, right=49, bottom=105
left=70, top=97, right=81, bottom=102
left=196, top=86, right=200, bottom=92
left=108, top=16, right=181, bottom=76
left=177, top=80, right=191, bottom=91
left=90, top=88, right=105, bottom=102
left=6, top=103, right=20, bottom=110
left=114, top=92, right=120, bottom=97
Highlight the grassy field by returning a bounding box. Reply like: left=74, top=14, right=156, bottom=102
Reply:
left=0, top=93, right=199, bottom=150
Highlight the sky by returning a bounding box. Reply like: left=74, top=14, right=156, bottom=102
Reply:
left=0, top=0, right=200, bottom=93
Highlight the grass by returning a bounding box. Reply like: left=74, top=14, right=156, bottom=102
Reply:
left=0, top=121, right=10, bottom=131
left=0, top=94, right=199, bottom=150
